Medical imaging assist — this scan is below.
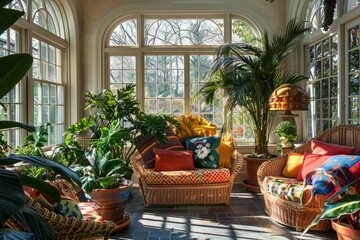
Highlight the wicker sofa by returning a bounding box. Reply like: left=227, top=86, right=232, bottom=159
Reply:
left=131, top=143, right=243, bottom=207
left=257, top=124, right=360, bottom=231
left=6, top=179, right=116, bottom=240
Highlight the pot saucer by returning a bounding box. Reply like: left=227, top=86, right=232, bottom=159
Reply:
left=112, top=212, right=132, bottom=232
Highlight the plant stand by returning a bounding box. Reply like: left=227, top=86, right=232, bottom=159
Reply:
left=332, top=220, right=360, bottom=240
left=242, top=156, right=269, bottom=193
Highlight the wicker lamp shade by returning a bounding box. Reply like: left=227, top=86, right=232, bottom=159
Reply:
left=269, top=84, right=309, bottom=111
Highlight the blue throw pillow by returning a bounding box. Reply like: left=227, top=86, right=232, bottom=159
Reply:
left=185, top=136, right=220, bottom=169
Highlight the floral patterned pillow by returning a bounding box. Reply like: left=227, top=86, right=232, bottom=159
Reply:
left=185, top=136, right=220, bottom=169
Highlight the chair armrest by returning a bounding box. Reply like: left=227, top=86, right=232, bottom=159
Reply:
left=230, top=145, right=243, bottom=182
left=257, top=154, right=288, bottom=191
left=48, top=179, right=80, bottom=203
left=131, top=151, right=146, bottom=178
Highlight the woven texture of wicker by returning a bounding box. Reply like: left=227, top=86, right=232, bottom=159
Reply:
left=6, top=179, right=116, bottom=240
left=257, top=124, right=360, bottom=231
left=131, top=142, right=243, bottom=207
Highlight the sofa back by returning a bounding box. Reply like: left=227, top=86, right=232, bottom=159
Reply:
left=294, top=124, right=360, bottom=155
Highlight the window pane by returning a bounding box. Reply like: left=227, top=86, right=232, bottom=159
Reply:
left=232, top=19, right=257, bottom=45
left=144, top=55, right=185, bottom=115
left=109, top=56, right=136, bottom=91
left=110, top=19, right=137, bottom=46
left=145, top=19, right=224, bottom=46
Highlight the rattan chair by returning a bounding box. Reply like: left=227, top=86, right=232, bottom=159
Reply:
left=6, top=179, right=116, bottom=240
left=131, top=143, right=243, bottom=207
left=257, top=124, right=360, bottom=231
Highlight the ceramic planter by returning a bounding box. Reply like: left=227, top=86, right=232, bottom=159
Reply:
left=332, top=220, right=360, bottom=240
left=90, top=179, right=133, bottom=230
left=242, top=156, right=269, bottom=193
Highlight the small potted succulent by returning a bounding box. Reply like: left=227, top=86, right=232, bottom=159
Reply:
left=273, top=121, right=297, bottom=155
left=303, top=167, right=360, bottom=239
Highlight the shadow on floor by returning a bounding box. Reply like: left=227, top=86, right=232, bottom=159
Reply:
left=110, top=184, right=337, bottom=240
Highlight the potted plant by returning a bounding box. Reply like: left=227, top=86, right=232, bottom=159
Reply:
left=194, top=19, right=309, bottom=192
left=303, top=167, right=360, bottom=239
left=273, top=121, right=297, bottom=155
left=68, top=85, right=178, bottom=231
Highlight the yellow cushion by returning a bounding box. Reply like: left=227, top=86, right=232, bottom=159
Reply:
left=173, top=116, right=217, bottom=143
left=282, top=153, right=304, bottom=178
left=217, top=140, right=232, bottom=168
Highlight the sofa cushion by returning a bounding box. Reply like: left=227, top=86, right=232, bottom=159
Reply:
left=263, top=176, right=311, bottom=203
left=78, top=202, right=103, bottom=222
left=185, top=136, right=221, bottom=169
left=153, top=148, right=195, bottom=171
left=134, top=128, right=185, bottom=168
left=282, top=153, right=304, bottom=178
left=297, top=153, right=336, bottom=181
left=145, top=168, right=230, bottom=185
left=311, top=139, right=355, bottom=155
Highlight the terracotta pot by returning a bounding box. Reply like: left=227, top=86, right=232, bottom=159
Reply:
left=242, top=156, right=270, bottom=193
left=332, top=220, right=360, bottom=240
left=90, top=179, right=133, bottom=224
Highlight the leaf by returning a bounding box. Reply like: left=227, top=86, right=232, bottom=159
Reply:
left=0, top=8, right=24, bottom=35
left=0, top=154, right=81, bottom=186
left=19, top=174, right=60, bottom=203
left=0, top=0, right=13, bottom=8
left=0, top=121, right=35, bottom=132
left=81, top=175, right=97, bottom=194
left=13, top=205, right=55, bottom=240
left=303, top=194, right=360, bottom=236
left=0, top=168, right=25, bottom=225
left=0, top=54, right=33, bottom=99
left=0, top=228, right=35, bottom=240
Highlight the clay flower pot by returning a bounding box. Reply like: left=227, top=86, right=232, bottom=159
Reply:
left=332, top=220, right=360, bottom=240
left=242, top=156, right=270, bottom=193
left=90, top=179, right=133, bottom=225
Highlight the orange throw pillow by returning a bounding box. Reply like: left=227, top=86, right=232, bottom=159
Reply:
left=282, top=153, right=304, bottom=178
left=153, top=148, right=195, bottom=171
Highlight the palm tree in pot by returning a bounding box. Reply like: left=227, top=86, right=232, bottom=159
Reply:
left=194, top=19, right=309, bottom=191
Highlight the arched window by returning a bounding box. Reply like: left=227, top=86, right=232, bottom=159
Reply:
left=105, top=14, right=259, bottom=141
left=1, top=0, right=68, bottom=147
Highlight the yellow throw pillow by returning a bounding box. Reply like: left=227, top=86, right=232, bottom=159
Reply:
left=282, top=152, right=304, bottom=178
left=217, top=140, right=232, bottom=168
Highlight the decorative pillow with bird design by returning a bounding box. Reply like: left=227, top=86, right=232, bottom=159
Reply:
left=185, top=136, right=221, bottom=169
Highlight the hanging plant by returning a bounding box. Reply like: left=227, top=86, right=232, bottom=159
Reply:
left=323, top=0, right=337, bottom=31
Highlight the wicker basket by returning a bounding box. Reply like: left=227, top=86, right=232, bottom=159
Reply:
left=6, top=179, right=116, bottom=240
left=257, top=124, right=360, bottom=231
left=131, top=143, right=243, bottom=207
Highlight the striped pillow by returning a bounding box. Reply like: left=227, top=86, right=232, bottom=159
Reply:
left=134, top=128, right=185, bottom=168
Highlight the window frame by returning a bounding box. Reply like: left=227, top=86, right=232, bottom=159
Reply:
left=104, top=13, right=261, bottom=142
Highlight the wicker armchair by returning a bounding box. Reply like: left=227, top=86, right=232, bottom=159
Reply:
left=6, top=179, right=116, bottom=240
left=257, top=124, right=360, bottom=231
left=131, top=143, right=243, bottom=207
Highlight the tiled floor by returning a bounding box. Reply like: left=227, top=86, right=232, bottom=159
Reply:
left=110, top=184, right=337, bottom=240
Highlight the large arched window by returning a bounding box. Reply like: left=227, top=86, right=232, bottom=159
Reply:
left=305, top=0, right=360, bottom=138
left=0, top=0, right=68, bottom=148
left=105, top=14, right=259, bottom=141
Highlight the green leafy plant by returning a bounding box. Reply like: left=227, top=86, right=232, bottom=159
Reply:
left=15, top=122, right=51, bottom=158
left=79, top=149, right=131, bottom=193
left=194, top=19, right=309, bottom=155
left=303, top=167, right=360, bottom=235
left=273, top=121, right=297, bottom=147
left=73, top=85, right=179, bottom=192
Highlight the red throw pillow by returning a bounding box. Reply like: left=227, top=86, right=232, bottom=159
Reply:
left=311, top=139, right=355, bottom=155
left=153, top=148, right=195, bottom=171
left=297, top=153, right=335, bottom=181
